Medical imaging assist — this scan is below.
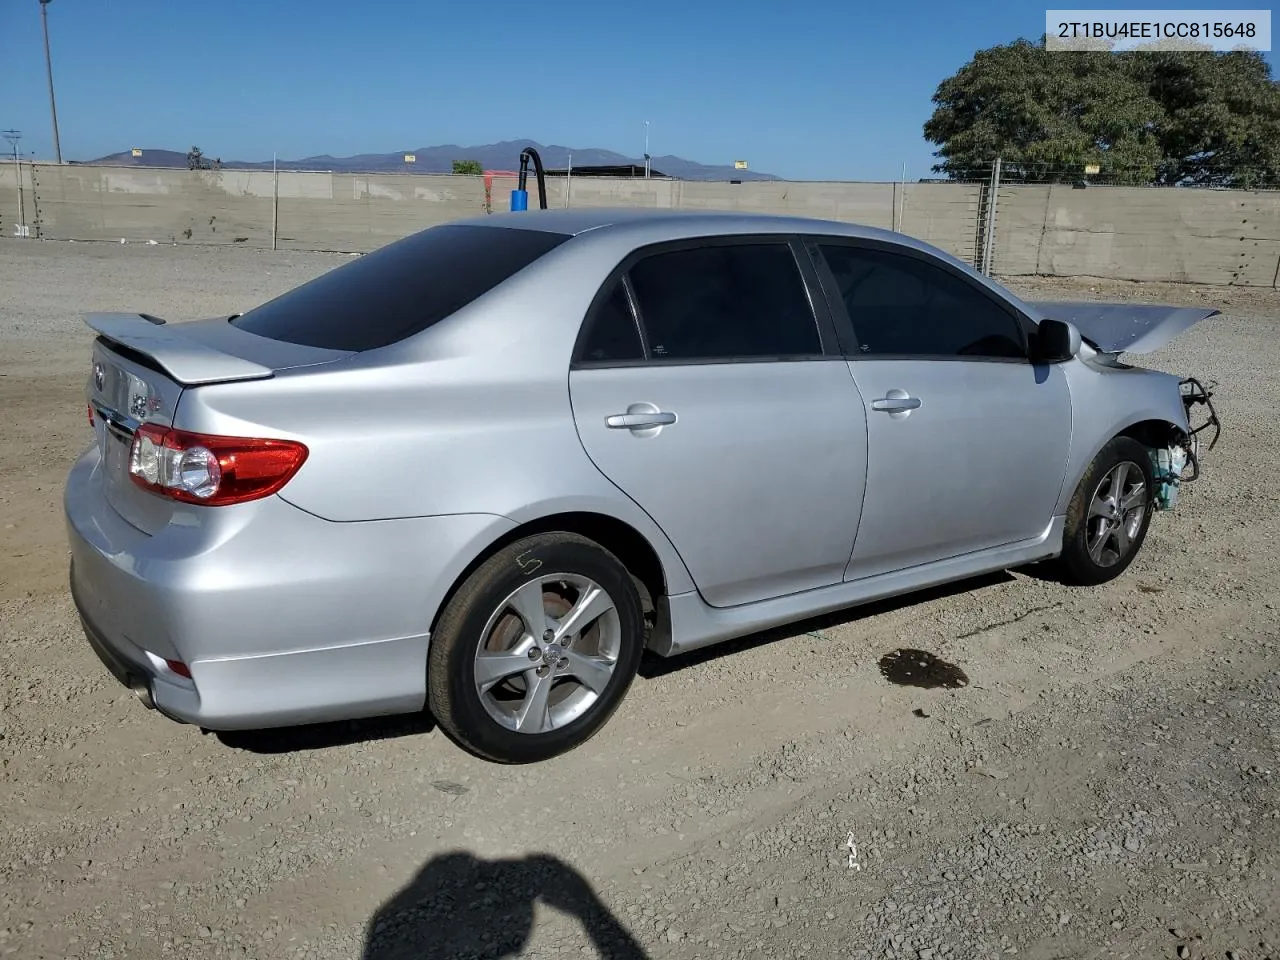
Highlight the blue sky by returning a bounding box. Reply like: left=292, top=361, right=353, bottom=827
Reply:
left=0, top=1, right=1273, bottom=180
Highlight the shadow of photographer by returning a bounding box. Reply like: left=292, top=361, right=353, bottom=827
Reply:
left=362, top=851, right=647, bottom=960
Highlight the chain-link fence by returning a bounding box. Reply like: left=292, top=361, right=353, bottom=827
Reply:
left=3, top=161, right=1278, bottom=287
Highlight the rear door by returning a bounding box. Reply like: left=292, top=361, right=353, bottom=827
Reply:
left=809, top=240, right=1072, bottom=581
left=568, top=237, right=868, bottom=608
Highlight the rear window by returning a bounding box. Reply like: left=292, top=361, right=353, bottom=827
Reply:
left=230, top=224, right=569, bottom=351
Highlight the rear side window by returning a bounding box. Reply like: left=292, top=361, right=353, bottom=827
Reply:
left=818, top=244, right=1025, bottom=359
left=627, top=243, right=821, bottom=361
left=579, top=281, right=644, bottom=362
left=231, top=225, right=569, bottom=351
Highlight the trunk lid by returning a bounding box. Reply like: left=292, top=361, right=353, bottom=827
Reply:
left=85, top=313, right=351, bottom=534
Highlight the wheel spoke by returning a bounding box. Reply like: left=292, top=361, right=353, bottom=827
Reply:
left=1088, top=520, right=1111, bottom=563
left=1113, top=517, right=1132, bottom=557
left=1120, top=481, right=1146, bottom=513
left=1088, top=495, right=1111, bottom=519
left=474, top=636, right=536, bottom=692
left=507, top=579, right=551, bottom=638
left=563, top=650, right=614, bottom=695
left=553, top=585, right=616, bottom=643
left=1108, top=462, right=1129, bottom=504
left=514, top=670, right=554, bottom=733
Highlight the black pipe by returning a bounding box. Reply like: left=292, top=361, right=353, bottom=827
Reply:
left=518, top=147, right=548, bottom=210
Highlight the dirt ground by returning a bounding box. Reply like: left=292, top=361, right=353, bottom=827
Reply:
left=1, top=238, right=1278, bottom=960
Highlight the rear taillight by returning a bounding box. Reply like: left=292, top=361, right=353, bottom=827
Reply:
left=128, top=425, right=308, bottom=506
left=87, top=402, right=95, bottom=427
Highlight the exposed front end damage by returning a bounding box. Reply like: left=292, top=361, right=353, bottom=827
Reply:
left=1149, top=377, right=1220, bottom=512
left=1035, top=299, right=1223, bottom=519
left=1179, top=375, right=1221, bottom=467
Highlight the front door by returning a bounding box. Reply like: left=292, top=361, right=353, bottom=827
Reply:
left=809, top=240, right=1072, bottom=581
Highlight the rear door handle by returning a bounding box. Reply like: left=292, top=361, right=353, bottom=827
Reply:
left=606, top=412, right=677, bottom=429
left=870, top=394, right=922, bottom=413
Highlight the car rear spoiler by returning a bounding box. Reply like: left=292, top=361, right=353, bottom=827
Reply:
left=85, top=313, right=275, bottom=386
left=1029, top=301, right=1221, bottom=355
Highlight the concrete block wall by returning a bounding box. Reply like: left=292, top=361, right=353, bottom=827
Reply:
left=0, top=165, right=489, bottom=251
left=993, top=184, right=1280, bottom=286
left=2, top=163, right=1278, bottom=287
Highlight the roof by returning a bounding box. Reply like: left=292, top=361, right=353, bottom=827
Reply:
left=445, top=208, right=1019, bottom=314
left=460, top=207, right=900, bottom=239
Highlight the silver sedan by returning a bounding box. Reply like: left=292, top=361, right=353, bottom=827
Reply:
left=64, top=210, right=1220, bottom=762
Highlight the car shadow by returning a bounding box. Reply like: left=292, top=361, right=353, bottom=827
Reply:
left=639, top=569, right=1015, bottom=679
left=361, top=851, right=647, bottom=960
left=213, top=711, right=436, bottom=754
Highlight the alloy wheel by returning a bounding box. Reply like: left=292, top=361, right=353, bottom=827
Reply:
left=473, top=574, right=622, bottom=734
left=1085, top=460, right=1149, bottom=568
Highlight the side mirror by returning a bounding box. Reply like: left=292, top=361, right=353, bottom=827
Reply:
left=1032, top=317, right=1081, bottom=363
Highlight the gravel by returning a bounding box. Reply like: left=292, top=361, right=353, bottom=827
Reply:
left=1, top=238, right=1278, bottom=959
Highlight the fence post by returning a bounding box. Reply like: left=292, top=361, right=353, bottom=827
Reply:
left=980, top=157, right=1002, bottom=275
left=28, top=159, right=42, bottom=239
left=894, top=161, right=906, bottom=233
left=1034, top=182, right=1054, bottom=275
left=8, top=149, right=30, bottom=238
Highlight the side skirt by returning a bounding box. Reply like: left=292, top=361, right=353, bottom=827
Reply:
left=648, top=517, right=1065, bottom=657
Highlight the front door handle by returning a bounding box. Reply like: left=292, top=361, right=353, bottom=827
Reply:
left=606, top=411, right=677, bottom=429
left=870, top=397, right=921, bottom=412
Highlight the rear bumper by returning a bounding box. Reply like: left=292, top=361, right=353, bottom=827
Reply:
left=74, top=592, right=193, bottom=717
left=64, top=446, right=515, bottom=729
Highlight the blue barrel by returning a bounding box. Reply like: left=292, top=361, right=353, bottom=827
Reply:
left=510, top=190, right=528, bottom=212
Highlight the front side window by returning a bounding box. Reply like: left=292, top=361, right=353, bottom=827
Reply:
left=625, top=243, right=822, bottom=361
left=818, top=244, right=1025, bottom=359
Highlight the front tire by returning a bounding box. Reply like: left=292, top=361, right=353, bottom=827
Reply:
left=1057, top=436, right=1155, bottom=586
left=427, top=532, right=645, bottom=763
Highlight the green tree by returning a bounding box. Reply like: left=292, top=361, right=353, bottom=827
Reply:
left=186, top=145, right=211, bottom=171
left=924, top=38, right=1280, bottom=186
left=452, top=159, right=483, bottom=176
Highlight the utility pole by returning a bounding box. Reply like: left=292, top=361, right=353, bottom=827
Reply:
left=3, top=129, right=28, bottom=237
left=272, top=151, right=279, bottom=250
left=40, top=0, right=63, bottom=164
left=643, top=120, right=650, bottom=179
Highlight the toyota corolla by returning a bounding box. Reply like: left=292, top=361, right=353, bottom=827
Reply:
left=64, top=210, right=1220, bottom=763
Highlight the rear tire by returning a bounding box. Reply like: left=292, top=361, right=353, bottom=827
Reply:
left=1057, top=436, right=1155, bottom=586
left=427, top=532, right=644, bottom=763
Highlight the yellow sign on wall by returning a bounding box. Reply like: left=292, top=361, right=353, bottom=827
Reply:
left=404, top=154, right=416, bottom=163
left=1083, top=163, right=1101, bottom=175
left=131, top=148, right=143, bottom=157
left=734, top=160, right=748, bottom=170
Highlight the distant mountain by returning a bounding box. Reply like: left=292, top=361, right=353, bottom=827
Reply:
left=84, top=140, right=779, bottom=181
